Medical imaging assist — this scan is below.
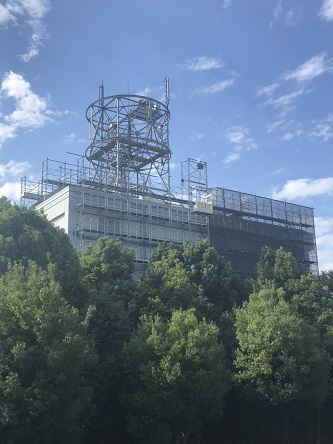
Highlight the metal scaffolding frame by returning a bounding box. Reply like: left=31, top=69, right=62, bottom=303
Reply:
left=85, top=81, right=171, bottom=197
left=20, top=81, right=318, bottom=276
left=208, top=187, right=318, bottom=275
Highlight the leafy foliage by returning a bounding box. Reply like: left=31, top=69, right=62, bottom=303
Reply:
left=79, top=238, right=134, bottom=443
left=0, top=261, right=96, bottom=443
left=123, top=309, right=231, bottom=443
left=0, top=197, right=83, bottom=308
left=235, top=288, right=329, bottom=407
left=0, top=200, right=332, bottom=443
left=135, top=240, right=246, bottom=323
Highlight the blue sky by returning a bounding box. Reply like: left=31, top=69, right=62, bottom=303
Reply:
left=1, top=0, right=333, bottom=271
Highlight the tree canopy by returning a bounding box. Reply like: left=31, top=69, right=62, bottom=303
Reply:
left=0, top=198, right=333, bottom=443
left=123, top=309, right=231, bottom=444
left=235, top=288, right=329, bottom=408
left=0, top=261, right=96, bottom=444
left=135, top=240, right=246, bottom=323
left=0, top=197, right=83, bottom=308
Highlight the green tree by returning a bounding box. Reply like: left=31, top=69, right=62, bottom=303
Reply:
left=235, top=288, right=330, bottom=443
left=255, top=246, right=303, bottom=290
left=79, top=238, right=135, bottom=443
left=0, top=261, right=96, bottom=444
left=0, top=197, right=84, bottom=308
left=319, top=270, right=333, bottom=293
left=255, top=247, right=333, bottom=335
left=135, top=240, right=246, bottom=323
left=79, top=237, right=134, bottom=293
left=123, top=309, right=231, bottom=444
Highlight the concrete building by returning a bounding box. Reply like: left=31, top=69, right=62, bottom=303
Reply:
left=21, top=82, right=318, bottom=277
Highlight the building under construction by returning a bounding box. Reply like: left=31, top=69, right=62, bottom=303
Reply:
left=21, top=81, right=318, bottom=277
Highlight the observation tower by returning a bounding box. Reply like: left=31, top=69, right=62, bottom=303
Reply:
left=85, top=79, right=171, bottom=197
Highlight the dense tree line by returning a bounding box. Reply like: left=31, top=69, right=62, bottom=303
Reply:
left=1, top=197, right=333, bottom=443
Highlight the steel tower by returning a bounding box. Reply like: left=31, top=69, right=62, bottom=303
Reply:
left=85, top=79, right=171, bottom=197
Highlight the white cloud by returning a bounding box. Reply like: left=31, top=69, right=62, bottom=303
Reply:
left=281, top=129, right=302, bottom=141
left=256, top=83, right=278, bottom=98
left=0, top=181, right=21, bottom=202
left=63, top=133, right=85, bottom=145
left=319, top=0, right=333, bottom=21
left=315, top=217, right=333, bottom=272
left=192, top=79, right=234, bottom=96
left=222, top=0, right=232, bottom=8
left=225, top=127, right=247, bottom=144
left=308, top=124, right=333, bottom=142
left=266, top=120, right=284, bottom=133
left=136, top=86, right=152, bottom=96
left=0, top=71, right=52, bottom=146
left=308, top=115, right=333, bottom=142
left=265, top=89, right=304, bottom=115
left=0, top=0, right=51, bottom=61
left=271, top=177, right=333, bottom=201
left=64, top=133, right=76, bottom=144
left=316, top=234, right=333, bottom=272
left=190, top=132, right=204, bottom=142
left=285, top=8, right=302, bottom=27
left=225, top=126, right=257, bottom=150
left=270, top=0, right=283, bottom=26
left=178, top=56, right=224, bottom=72
left=0, top=160, right=31, bottom=177
left=46, top=109, right=76, bottom=118
left=258, top=83, right=305, bottom=118
left=0, top=123, right=16, bottom=144
left=257, top=53, right=332, bottom=118
left=224, top=152, right=240, bottom=165
left=223, top=126, right=257, bottom=164
left=0, top=160, right=32, bottom=202
left=270, top=1, right=302, bottom=27
left=267, top=167, right=289, bottom=177
left=281, top=132, right=293, bottom=141
left=283, top=53, right=332, bottom=83
left=0, top=3, right=15, bottom=26
left=315, top=216, right=333, bottom=237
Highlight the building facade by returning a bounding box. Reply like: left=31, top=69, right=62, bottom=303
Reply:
left=21, top=83, right=318, bottom=277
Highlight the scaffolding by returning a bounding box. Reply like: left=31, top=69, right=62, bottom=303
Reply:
left=20, top=81, right=318, bottom=276
left=208, top=188, right=318, bottom=275
left=21, top=155, right=209, bottom=276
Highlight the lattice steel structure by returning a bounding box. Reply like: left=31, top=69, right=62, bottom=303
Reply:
left=85, top=81, right=171, bottom=196
left=20, top=82, right=318, bottom=277
left=208, top=188, right=318, bottom=275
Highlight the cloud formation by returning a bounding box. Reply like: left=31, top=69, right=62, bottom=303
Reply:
left=283, top=53, right=332, bottom=83
left=63, top=133, right=86, bottom=145
left=284, top=8, right=302, bottom=27
left=223, top=152, right=240, bottom=165
left=308, top=114, right=333, bottom=142
left=281, top=129, right=302, bottom=141
left=319, top=0, right=333, bottom=21
left=0, top=0, right=51, bottom=61
left=223, top=126, right=257, bottom=164
left=258, top=53, right=333, bottom=118
left=0, top=160, right=31, bottom=177
left=0, top=71, right=51, bottom=147
left=177, top=56, right=224, bottom=72
left=222, top=0, right=232, bottom=8
left=0, top=160, right=32, bottom=202
left=192, top=79, right=234, bottom=96
left=0, top=181, right=21, bottom=202
left=270, top=1, right=302, bottom=27
left=271, top=177, right=333, bottom=201
left=314, top=216, right=333, bottom=272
